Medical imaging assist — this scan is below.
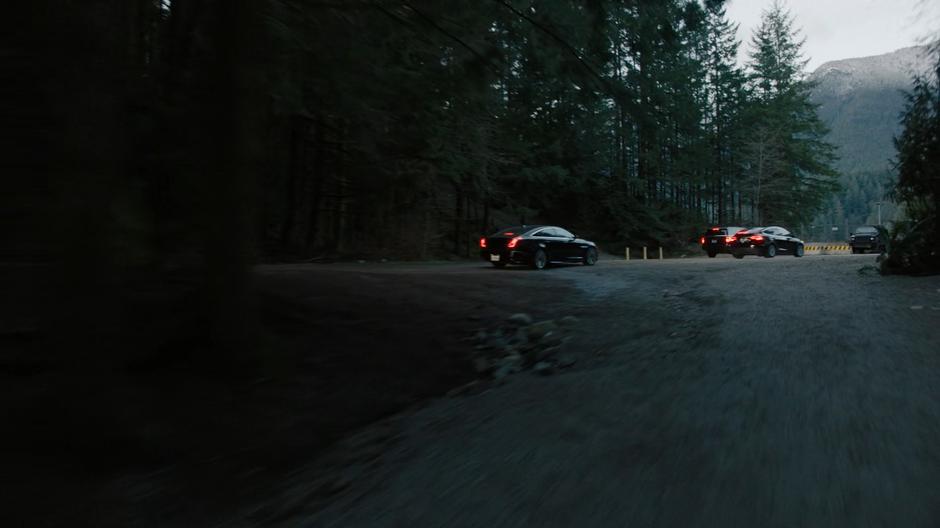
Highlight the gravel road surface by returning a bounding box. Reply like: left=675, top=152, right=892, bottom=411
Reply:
left=295, top=254, right=940, bottom=528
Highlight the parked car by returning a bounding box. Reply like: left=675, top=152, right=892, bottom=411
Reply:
left=850, top=225, right=885, bottom=254
left=699, top=225, right=746, bottom=257
left=730, top=226, right=805, bottom=259
left=480, top=225, right=598, bottom=270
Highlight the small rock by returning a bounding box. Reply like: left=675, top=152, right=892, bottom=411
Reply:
left=526, top=320, right=558, bottom=341
left=558, top=315, right=580, bottom=327
left=536, top=345, right=561, bottom=362
left=556, top=353, right=577, bottom=368
left=507, top=327, right=529, bottom=347
left=539, top=331, right=564, bottom=348
left=518, top=343, right=541, bottom=364
left=507, top=313, right=533, bottom=327
left=533, top=361, right=555, bottom=375
left=493, top=363, right=520, bottom=380
left=497, top=353, right=524, bottom=369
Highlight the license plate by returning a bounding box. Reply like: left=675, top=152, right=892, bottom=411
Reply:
left=710, top=240, right=717, bottom=244
left=490, top=254, right=500, bottom=262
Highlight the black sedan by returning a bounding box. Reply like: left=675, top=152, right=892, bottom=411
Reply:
left=480, top=225, right=598, bottom=269
left=699, top=225, right=746, bottom=257
left=730, top=226, right=805, bottom=258
left=850, top=225, right=885, bottom=254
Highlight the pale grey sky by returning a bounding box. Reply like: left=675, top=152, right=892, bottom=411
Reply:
left=725, top=0, right=940, bottom=72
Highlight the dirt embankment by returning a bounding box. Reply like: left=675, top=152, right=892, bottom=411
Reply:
left=2, top=261, right=587, bottom=527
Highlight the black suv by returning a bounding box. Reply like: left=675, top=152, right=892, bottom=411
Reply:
left=699, top=226, right=746, bottom=258
left=849, top=225, right=884, bottom=254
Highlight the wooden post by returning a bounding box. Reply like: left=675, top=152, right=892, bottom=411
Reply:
left=658, top=247, right=663, bottom=260
left=643, top=247, right=647, bottom=260
left=625, top=247, right=630, bottom=260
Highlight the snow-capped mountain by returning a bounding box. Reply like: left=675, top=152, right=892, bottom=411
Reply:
left=810, top=45, right=933, bottom=173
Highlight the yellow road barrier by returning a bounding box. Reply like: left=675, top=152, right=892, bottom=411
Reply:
left=805, top=244, right=850, bottom=251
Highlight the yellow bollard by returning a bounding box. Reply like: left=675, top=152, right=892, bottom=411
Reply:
left=643, top=247, right=647, bottom=260
left=625, top=247, right=630, bottom=261
left=658, top=247, right=663, bottom=260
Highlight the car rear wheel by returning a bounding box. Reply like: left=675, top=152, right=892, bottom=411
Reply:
left=763, top=244, right=777, bottom=258
left=851, top=247, right=860, bottom=254
left=532, top=249, right=548, bottom=270
left=707, top=250, right=717, bottom=258
left=794, top=244, right=804, bottom=257
left=583, top=247, right=597, bottom=266
left=733, top=253, right=744, bottom=259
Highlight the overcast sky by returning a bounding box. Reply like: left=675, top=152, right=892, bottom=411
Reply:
left=725, top=0, right=940, bottom=72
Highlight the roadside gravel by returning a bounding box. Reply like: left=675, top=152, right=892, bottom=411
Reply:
left=294, top=255, right=940, bottom=528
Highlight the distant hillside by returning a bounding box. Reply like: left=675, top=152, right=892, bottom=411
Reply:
left=809, top=46, right=933, bottom=173
left=806, top=46, right=934, bottom=239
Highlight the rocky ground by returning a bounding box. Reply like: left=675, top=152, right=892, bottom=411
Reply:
left=270, top=254, right=940, bottom=528
left=8, top=253, right=940, bottom=527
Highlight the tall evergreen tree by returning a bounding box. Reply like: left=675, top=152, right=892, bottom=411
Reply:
left=885, top=45, right=940, bottom=273
left=701, top=2, right=746, bottom=223
left=742, top=1, right=839, bottom=227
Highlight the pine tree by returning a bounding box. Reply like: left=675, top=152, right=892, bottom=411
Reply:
left=742, top=1, right=839, bottom=228
left=701, top=2, right=746, bottom=223
left=886, top=45, right=940, bottom=273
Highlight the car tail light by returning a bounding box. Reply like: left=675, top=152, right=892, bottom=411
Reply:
left=710, top=227, right=720, bottom=232
left=700, top=236, right=705, bottom=245
left=503, top=232, right=515, bottom=236
left=507, top=236, right=522, bottom=249
left=725, top=236, right=734, bottom=244
left=480, top=237, right=486, bottom=248
left=751, top=235, right=764, bottom=243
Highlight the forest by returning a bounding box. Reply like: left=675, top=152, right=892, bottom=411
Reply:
left=14, top=0, right=840, bottom=267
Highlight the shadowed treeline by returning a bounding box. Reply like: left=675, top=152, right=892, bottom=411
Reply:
left=5, top=0, right=845, bottom=377
left=6, top=0, right=263, bottom=369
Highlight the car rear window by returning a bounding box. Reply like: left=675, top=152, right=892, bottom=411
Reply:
left=705, top=226, right=746, bottom=236
left=705, top=227, right=731, bottom=235
left=855, top=226, right=877, bottom=234
left=491, top=226, right=538, bottom=236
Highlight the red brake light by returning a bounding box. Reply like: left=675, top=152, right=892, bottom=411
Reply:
left=725, top=236, right=734, bottom=244
left=699, top=236, right=705, bottom=245
left=710, top=227, right=720, bottom=232
left=751, top=235, right=764, bottom=243
left=503, top=232, right=514, bottom=236
left=507, top=236, right=522, bottom=249
left=480, top=237, right=486, bottom=248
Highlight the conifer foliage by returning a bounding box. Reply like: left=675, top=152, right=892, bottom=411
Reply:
left=24, top=0, right=842, bottom=267
left=884, top=45, right=940, bottom=274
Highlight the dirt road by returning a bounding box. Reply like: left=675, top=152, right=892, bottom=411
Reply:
left=290, top=254, right=940, bottom=528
